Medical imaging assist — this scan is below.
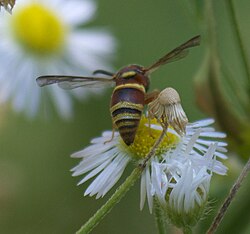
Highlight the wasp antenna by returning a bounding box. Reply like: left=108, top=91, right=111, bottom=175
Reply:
left=93, top=69, right=114, bottom=76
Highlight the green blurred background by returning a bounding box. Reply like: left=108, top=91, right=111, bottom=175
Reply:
left=1, top=0, right=250, bottom=233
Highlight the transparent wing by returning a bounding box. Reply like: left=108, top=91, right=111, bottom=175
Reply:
left=36, top=75, right=115, bottom=90
left=145, top=35, right=201, bottom=74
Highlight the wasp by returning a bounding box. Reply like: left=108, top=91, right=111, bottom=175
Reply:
left=37, top=35, right=200, bottom=145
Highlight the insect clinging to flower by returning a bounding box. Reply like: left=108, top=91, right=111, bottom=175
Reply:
left=36, top=35, right=201, bottom=145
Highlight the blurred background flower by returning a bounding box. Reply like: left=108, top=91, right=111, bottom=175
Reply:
left=0, top=0, right=116, bottom=118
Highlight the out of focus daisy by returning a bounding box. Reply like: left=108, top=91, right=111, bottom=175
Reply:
left=71, top=117, right=228, bottom=217
left=0, top=0, right=116, bottom=118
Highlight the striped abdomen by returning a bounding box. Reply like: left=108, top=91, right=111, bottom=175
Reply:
left=111, top=83, right=145, bottom=145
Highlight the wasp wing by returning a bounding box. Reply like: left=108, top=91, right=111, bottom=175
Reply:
left=36, top=75, right=115, bottom=90
left=145, top=35, right=201, bottom=74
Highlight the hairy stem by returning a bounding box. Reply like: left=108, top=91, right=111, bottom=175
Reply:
left=76, top=167, right=142, bottom=234
left=154, top=198, right=167, bottom=234
left=206, top=157, right=250, bottom=234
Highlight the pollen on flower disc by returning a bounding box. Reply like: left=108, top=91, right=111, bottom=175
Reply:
left=122, top=116, right=179, bottom=160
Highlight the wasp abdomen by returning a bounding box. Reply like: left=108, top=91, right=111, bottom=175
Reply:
left=111, top=102, right=143, bottom=145
left=111, top=85, right=145, bottom=145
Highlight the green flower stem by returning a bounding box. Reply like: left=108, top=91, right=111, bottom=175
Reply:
left=76, top=128, right=167, bottom=234
left=206, top=157, right=250, bottom=234
left=226, top=0, right=250, bottom=84
left=153, top=198, right=167, bottom=234
left=76, top=167, right=142, bottom=234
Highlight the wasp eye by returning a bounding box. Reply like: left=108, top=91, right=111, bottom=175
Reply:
left=121, top=71, right=137, bottom=78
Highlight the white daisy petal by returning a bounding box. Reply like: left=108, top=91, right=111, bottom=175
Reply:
left=71, top=133, right=132, bottom=198
left=76, top=160, right=111, bottom=185
left=188, top=118, right=214, bottom=128
left=60, top=0, right=96, bottom=25
left=140, top=169, right=147, bottom=211
left=184, top=129, right=202, bottom=155
left=71, top=151, right=115, bottom=176
left=145, top=164, right=153, bottom=213
left=49, top=86, right=73, bottom=119
left=199, top=131, right=227, bottom=138
left=99, top=155, right=130, bottom=197
left=85, top=153, right=128, bottom=198
left=69, top=31, right=116, bottom=55
left=196, top=138, right=228, bottom=147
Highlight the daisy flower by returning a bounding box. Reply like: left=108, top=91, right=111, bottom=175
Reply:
left=0, top=0, right=116, bottom=118
left=71, top=116, right=228, bottom=219
left=150, top=119, right=227, bottom=227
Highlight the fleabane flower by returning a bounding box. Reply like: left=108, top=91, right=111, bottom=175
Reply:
left=151, top=119, right=228, bottom=228
left=71, top=116, right=227, bottom=219
left=0, top=0, right=116, bottom=118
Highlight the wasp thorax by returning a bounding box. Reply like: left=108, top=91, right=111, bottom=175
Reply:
left=116, top=65, right=150, bottom=90
left=148, top=87, right=188, bottom=135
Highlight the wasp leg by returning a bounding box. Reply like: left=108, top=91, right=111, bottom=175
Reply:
left=147, top=117, right=155, bottom=138
left=145, top=90, right=160, bottom=138
left=159, top=118, right=168, bottom=131
left=144, top=89, right=160, bottom=104
left=104, top=123, right=116, bottom=144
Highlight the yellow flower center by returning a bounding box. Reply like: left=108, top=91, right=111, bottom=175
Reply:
left=121, top=116, right=179, bottom=160
left=11, top=3, right=65, bottom=55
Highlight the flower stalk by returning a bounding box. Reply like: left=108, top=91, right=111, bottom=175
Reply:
left=206, top=157, right=250, bottom=234
left=76, top=167, right=142, bottom=234
left=153, top=198, right=167, bottom=234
